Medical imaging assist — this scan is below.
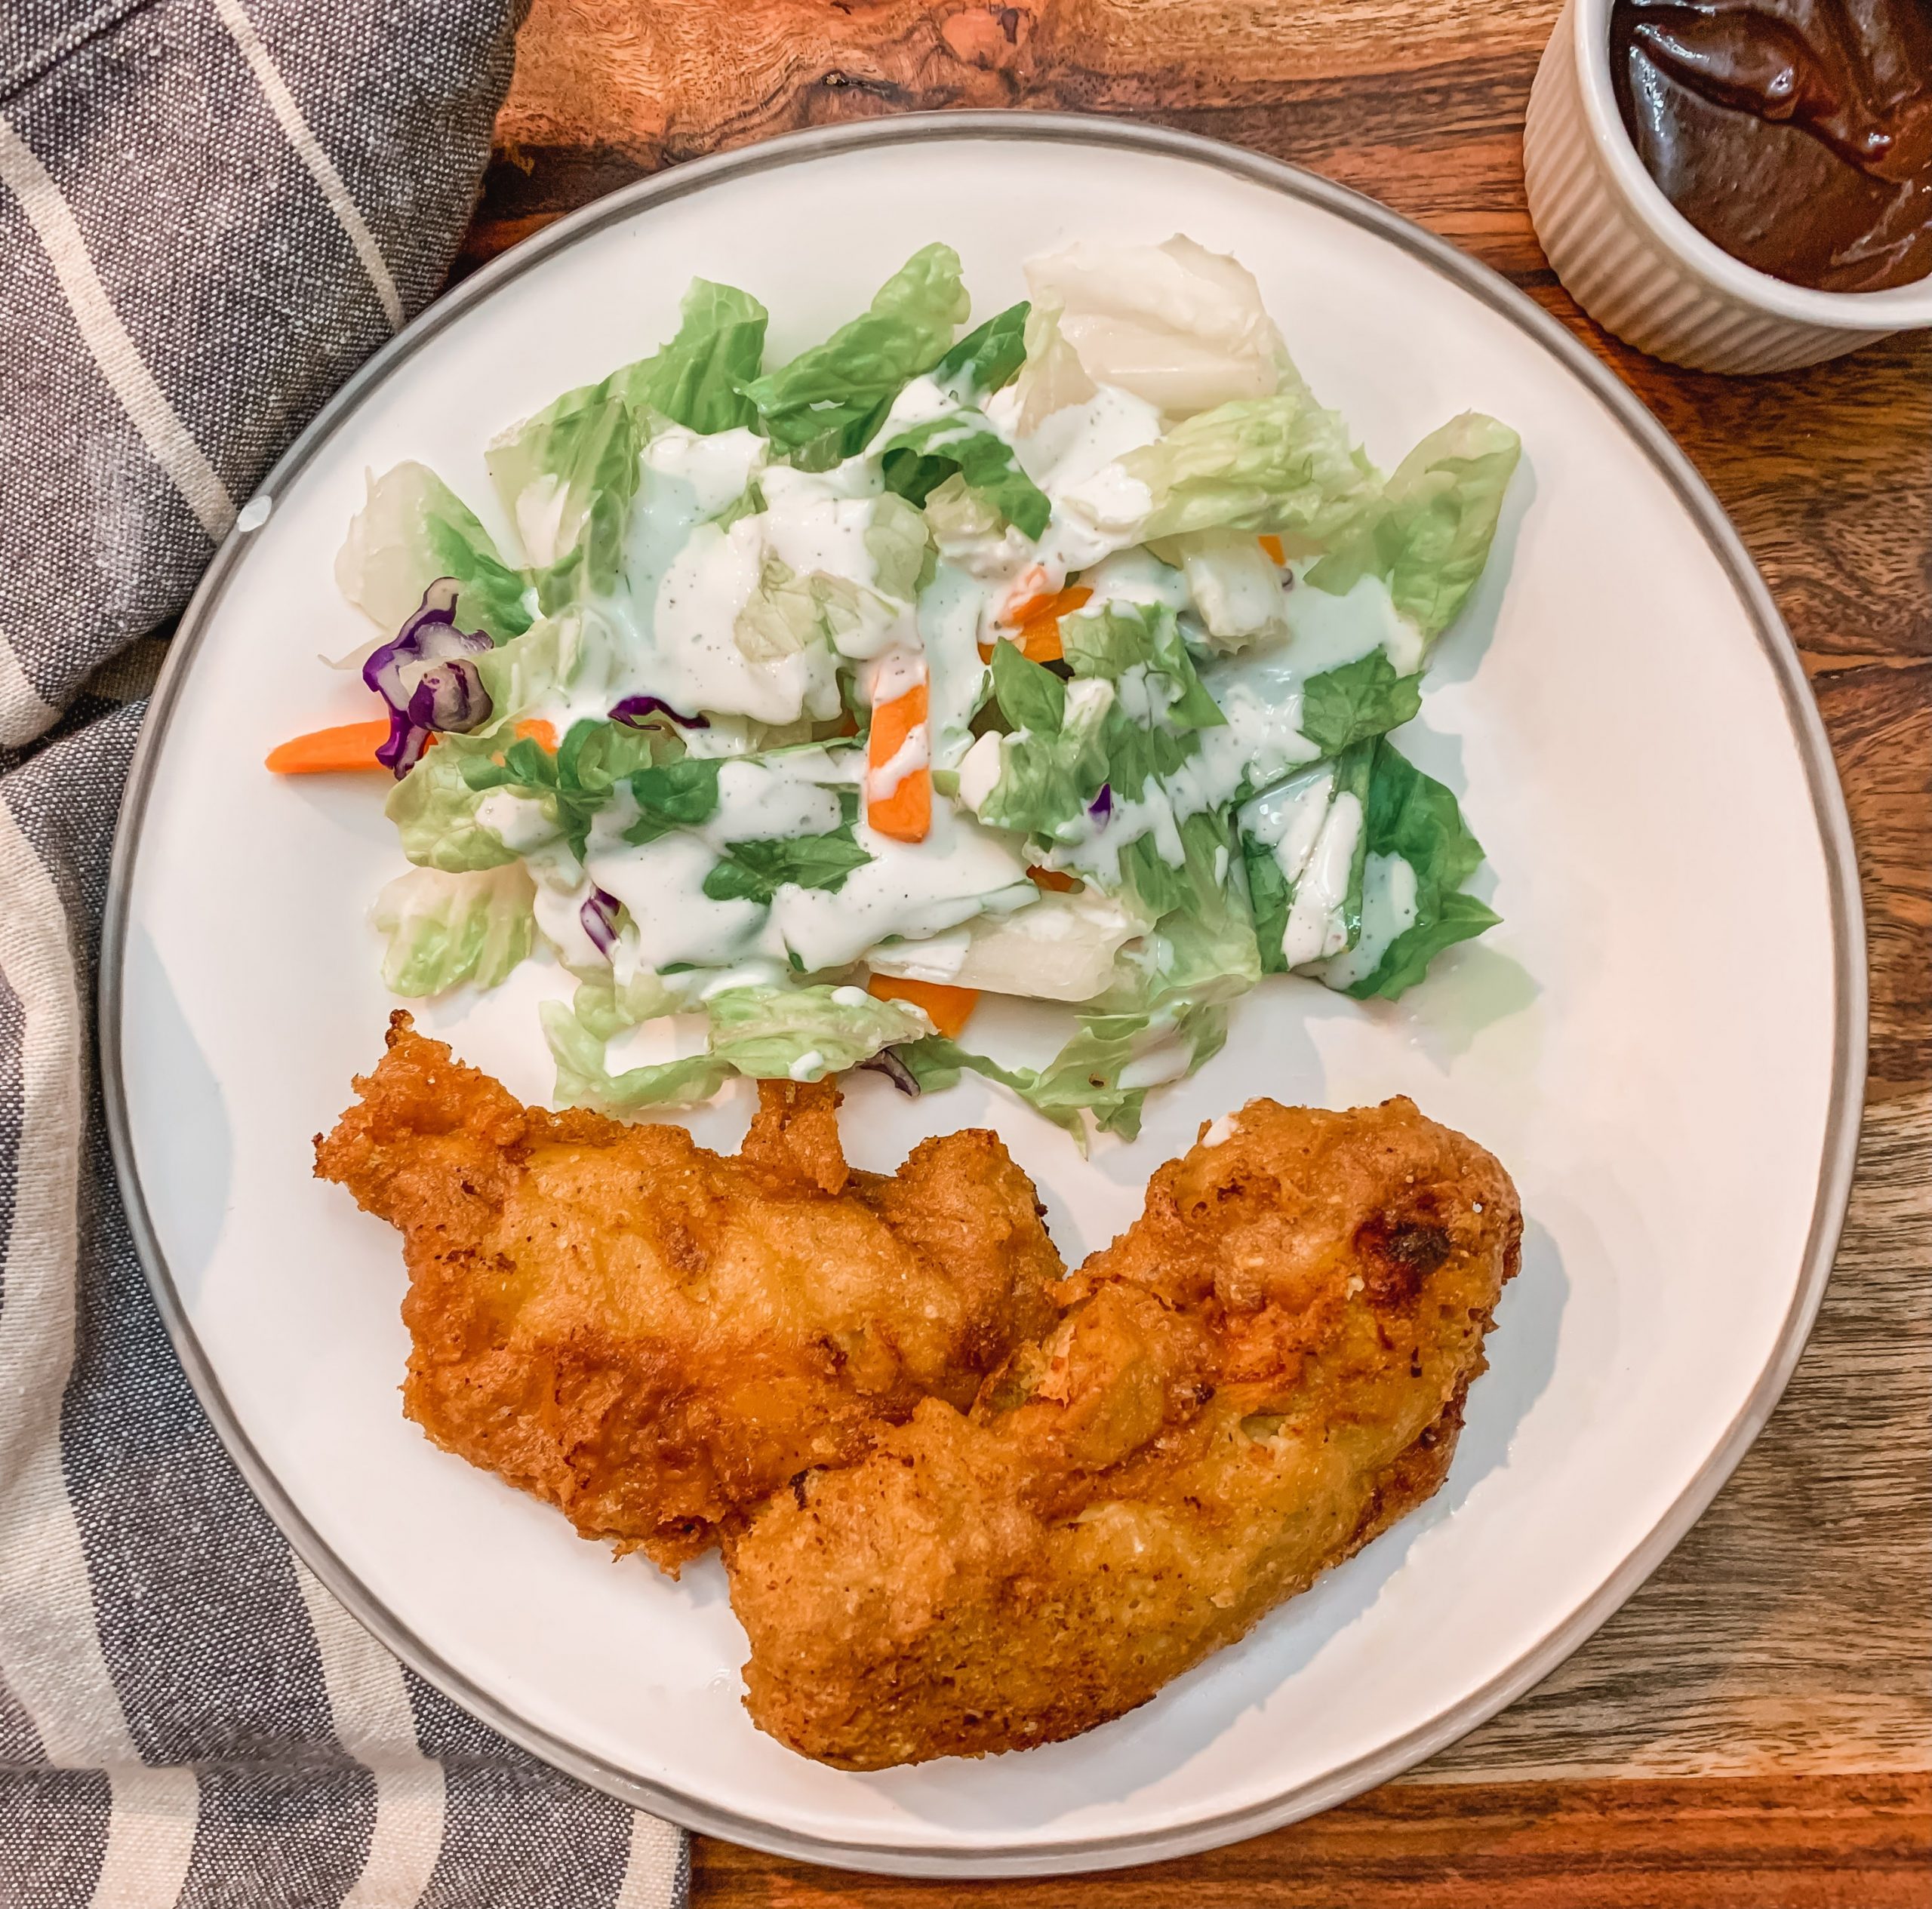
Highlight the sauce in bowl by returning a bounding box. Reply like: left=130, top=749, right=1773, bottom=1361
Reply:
left=1611, top=0, right=1932, bottom=293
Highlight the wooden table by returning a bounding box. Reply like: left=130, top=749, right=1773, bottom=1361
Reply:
left=464, top=2, right=1932, bottom=1899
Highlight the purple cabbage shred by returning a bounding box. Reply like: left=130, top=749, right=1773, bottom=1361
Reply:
left=610, top=693, right=709, bottom=731
left=858, top=1048, right=921, bottom=1097
left=580, top=887, right=622, bottom=958
left=363, top=579, right=494, bottom=776
left=1088, top=783, right=1113, bottom=822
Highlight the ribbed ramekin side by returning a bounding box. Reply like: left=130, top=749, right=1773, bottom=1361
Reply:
left=1522, top=5, right=1880, bottom=375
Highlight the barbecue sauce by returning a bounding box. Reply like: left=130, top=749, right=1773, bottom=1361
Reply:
left=1610, top=0, right=1932, bottom=293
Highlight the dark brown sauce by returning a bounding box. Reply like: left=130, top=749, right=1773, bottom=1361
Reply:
left=1610, top=0, right=1932, bottom=293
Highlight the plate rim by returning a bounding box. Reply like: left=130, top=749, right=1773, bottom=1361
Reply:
left=99, top=109, right=1868, bottom=1877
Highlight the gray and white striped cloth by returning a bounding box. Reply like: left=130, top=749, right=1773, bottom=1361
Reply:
left=1, top=4, right=688, bottom=1902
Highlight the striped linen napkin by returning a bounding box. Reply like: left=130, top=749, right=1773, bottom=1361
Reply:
left=0, top=4, right=686, bottom=1904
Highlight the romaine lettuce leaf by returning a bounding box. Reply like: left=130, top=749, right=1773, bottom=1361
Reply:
left=879, top=410, right=1051, bottom=537
left=458, top=717, right=668, bottom=859
left=481, top=279, right=769, bottom=606
left=1298, top=650, right=1423, bottom=757
left=1307, top=412, right=1521, bottom=642
left=474, top=610, right=577, bottom=719
left=1240, top=743, right=1374, bottom=974
left=486, top=380, right=641, bottom=607
left=567, top=966, right=683, bottom=1040
left=541, top=980, right=933, bottom=1113
left=385, top=730, right=521, bottom=872
left=371, top=864, right=536, bottom=996
left=1060, top=601, right=1224, bottom=732
left=612, top=278, right=769, bottom=435
left=1109, top=807, right=1258, bottom=997
left=1119, top=392, right=1380, bottom=542
left=1150, top=529, right=1287, bottom=650
left=737, top=244, right=970, bottom=469
left=704, top=982, right=931, bottom=1077
left=894, top=995, right=1229, bottom=1145
left=863, top=490, right=938, bottom=601
left=932, top=300, right=1029, bottom=401
left=1314, top=742, right=1499, bottom=998
left=336, top=463, right=532, bottom=643
left=542, top=1001, right=730, bottom=1113
left=971, top=644, right=1111, bottom=841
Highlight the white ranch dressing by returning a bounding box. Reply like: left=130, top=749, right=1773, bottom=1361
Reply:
left=1318, top=850, right=1418, bottom=991
left=1241, top=764, right=1335, bottom=881
left=645, top=424, right=767, bottom=517
left=589, top=830, right=774, bottom=971
left=918, top=562, right=993, bottom=770
left=869, top=724, right=929, bottom=801
left=1194, top=564, right=1421, bottom=802
left=1280, top=790, right=1362, bottom=967
left=771, top=804, right=1035, bottom=974
left=1079, top=547, right=1193, bottom=618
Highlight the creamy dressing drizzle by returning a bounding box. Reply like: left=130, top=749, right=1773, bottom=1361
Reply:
left=1318, top=851, right=1417, bottom=989
left=483, top=354, right=1434, bottom=1013
left=1281, top=792, right=1362, bottom=967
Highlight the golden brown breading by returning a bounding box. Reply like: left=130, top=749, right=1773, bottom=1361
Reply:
left=724, top=1096, right=1521, bottom=1767
left=315, top=1012, right=1064, bottom=1572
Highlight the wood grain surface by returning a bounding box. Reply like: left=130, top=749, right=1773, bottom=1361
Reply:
left=465, top=0, right=1931, bottom=1895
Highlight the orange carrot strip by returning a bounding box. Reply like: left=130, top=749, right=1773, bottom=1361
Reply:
left=866, top=681, right=931, bottom=843
left=1026, top=865, right=1078, bottom=893
left=264, top=718, right=392, bottom=775
left=1258, top=533, right=1285, bottom=564
left=1017, top=618, right=1065, bottom=664
left=867, top=973, right=980, bottom=1040
left=1003, top=584, right=1091, bottom=629
left=514, top=717, right=558, bottom=752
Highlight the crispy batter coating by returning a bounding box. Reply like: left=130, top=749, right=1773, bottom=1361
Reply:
left=315, top=1013, right=1064, bottom=1572
left=724, top=1096, right=1522, bottom=1767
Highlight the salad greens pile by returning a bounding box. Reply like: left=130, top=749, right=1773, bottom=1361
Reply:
left=335, top=236, right=1519, bottom=1141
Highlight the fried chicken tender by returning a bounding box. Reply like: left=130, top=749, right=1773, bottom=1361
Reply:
left=315, top=1013, right=1064, bottom=1572
left=725, top=1096, right=1522, bottom=1767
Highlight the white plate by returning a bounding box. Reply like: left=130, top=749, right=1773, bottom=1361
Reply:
left=103, top=115, right=1863, bottom=1876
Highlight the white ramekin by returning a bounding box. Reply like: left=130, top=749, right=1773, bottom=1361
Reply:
left=1524, top=0, right=1932, bottom=374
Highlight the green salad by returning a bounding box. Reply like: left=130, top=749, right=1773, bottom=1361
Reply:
left=326, top=235, right=1519, bottom=1141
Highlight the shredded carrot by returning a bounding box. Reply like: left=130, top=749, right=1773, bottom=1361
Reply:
left=514, top=717, right=558, bottom=752
left=867, top=973, right=980, bottom=1040
left=832, top=708, right=860, bottom=739
left=264, top=718, right=392, bottom=775
left=977, top=584, right=1094, bottom=666
left=1003, top=584, right=1091, bottom=629
left=1016, top=616, right=1066, bottom=664
left=1026, top=865, right=1078, bottom=893
left=1257, top=533, right=1286, bottom=565
left=866, top=681, right=931, bottom=843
